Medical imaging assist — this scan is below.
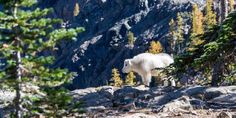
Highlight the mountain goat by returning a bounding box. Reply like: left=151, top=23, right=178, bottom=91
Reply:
left=122, top=53, right=174, bottom=86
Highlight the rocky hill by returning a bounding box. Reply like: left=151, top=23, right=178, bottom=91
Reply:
left=38, top=0, right=206, bottom=89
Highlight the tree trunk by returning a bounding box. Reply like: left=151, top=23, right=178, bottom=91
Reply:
left=15, top=46, right=22, bottom=118
left=220, top=0, right=229, bottom=23
left=13, top=3, right=22, bottom=118
left=212, top=0, right=229, bottom=87
left=211, top=61, right=224, bottom=86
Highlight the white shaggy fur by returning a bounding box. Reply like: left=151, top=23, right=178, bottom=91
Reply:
left=122, top=53, right=174, bottom=86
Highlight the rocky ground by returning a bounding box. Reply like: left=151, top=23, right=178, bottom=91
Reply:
left=70, top=85, right=236, bottom=118
left=1, top=85, right=236, bottom=118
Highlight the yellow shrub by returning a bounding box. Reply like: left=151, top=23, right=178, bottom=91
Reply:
left=111, top=68, right=123, bottom=87
left=125, top=72, right=136, bottom=86
left=148, top=41, right=163, bottom=54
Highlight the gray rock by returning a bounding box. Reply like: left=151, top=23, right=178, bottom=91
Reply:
left=115, top=113, right=158, bottom=118
left=1, top=85, right=236, bottom=117
left=212, top=94, right=236, bottom=104
left=113, top=86, right=142, bottom=107
left=86, top=106, right=106, bottom=112
left=65, top=85, right=236, bottom=114
left=217, top=111, right=232, bottom=118
left=204, top=86, right=236, bottom=100
left=162, top=96, right=193, bottom=112
left=71, top=86, right=114, bottom=107
left=189, top=98, right=206, bottom=109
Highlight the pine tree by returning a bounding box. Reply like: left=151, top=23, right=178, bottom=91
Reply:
left=204, top=0, right=217, bottom=30
left=0, top=0, right=84, bottom=117
left=192, top=4, right=204, bottom=35
left=111, top=68, right=123, bottom=87
left=189, top=4, right=204, bottom=51
left=148, top=41, right=163, bottom=54
left=176, top=13, right=184, bottom=42
left=127, top=31, right=135, bottom=48
left=73, top=2, right=80, bottom=17
left=125, top=72, right=136, bottom=86
left=168, top=19, right=177, bottom=55
left=192, top=4, right=198, bottom=35
left=175, top=10, right=236, bottom=86
left=176, top=13, right=184, bottom=54
left=169, top=19, right=176, bottom=37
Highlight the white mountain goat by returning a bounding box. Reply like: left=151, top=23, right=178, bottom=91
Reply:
left=122, top=53, right=174, bottom=86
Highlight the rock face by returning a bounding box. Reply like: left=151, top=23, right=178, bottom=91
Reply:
left=38, top=0, right=205, bottom=89
left=1, top=85, right=236, bottom=117
left=70, top=85, right=236, bottom=117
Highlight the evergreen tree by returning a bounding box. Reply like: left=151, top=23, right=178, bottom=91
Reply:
left=168, top=19, right=177, bottom=55
left=192, top=4, right=204, bottom=35
left=189, top=4, right=204, bottom=51
left=0, top=0, right=84, bottom=117
left=176, top=13, right=184, bottom=54
left=169, top=19, right=176, bottom=37
left=125, top=72, right=136, bottom=86
left=111, top=68, right=123, bottom=87
left=174, top=10, right=236, bottom=86
left=127, top=31, right=135, bottom=48
left=204, top=0, right=217, bottom=30
left=148, top=41, right=163, bottom=54
left=176, top=13, right=184, bottom=42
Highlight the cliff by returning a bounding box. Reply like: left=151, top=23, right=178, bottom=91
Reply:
left=39, top=0, right=205, bottom=89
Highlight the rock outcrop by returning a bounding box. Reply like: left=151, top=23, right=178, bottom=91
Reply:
left=1, top=85, right=236, bottom=117
left=38, top=0, right=206, bottom=89
left=70, top=85, right=236, bottom=117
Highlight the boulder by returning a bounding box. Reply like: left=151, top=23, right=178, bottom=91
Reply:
left=85, top=106, right=106, bottom=112
left=113, top=86, right=142, bottom=107
left=162, top=96, right=193, bottom=113
left=71, top=86, right=115, bottom=107
left=217, top=111, right=232, bottom=118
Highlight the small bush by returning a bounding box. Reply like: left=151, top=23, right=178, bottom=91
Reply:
left=125, top=72, right=136, bottom=86
left=111, top=68, right=123, bottom=87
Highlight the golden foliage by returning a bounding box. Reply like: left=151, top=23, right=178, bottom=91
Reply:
left=229, top=0, right=235, bottom=12
left=169, top=19, right=176, bottom=37
left=125, top=72, right=136, bottom=86
left=73, top=3, right=80, bottom=17
left=187, top=39, right=205, bottom=51
left=189, top=3, right=204, bottom=50
left=111, top=68, right=123, bottom=87
left=169, top=18, right=175, bottom=34
left=148, top=41, right=163, bottom=54
left=204, top=0, right=216, bottom=29
left=192, top=3, right=204, bottom=35
left=127, top=31, right=135, bottom=46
